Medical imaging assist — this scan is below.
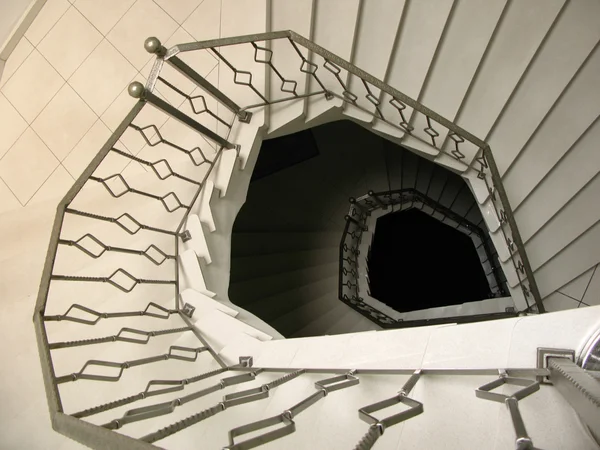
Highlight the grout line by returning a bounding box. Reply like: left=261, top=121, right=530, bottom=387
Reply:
left=21, top=151, right=62, bottom=207
left=0, top=92, right=29, bottom=164
left=0, top=175, right=24, bottom=207
left=71, top=0, right=164, bottom=79
left=150, top=0, right=205, bottom=29
left=0, top=35, right=35, bottom=90
left=27, top=0, right=72, bottom=48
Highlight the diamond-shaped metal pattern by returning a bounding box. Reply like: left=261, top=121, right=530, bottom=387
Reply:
left=516, top=259, right=525, bottom=274
left=343, top=90, right=358, bottom=103
left=253, top=44, right=272, bottom=64
left=160, top=192, right=184, bottom=212
left=135, top=124, right=162, bottom=147
left=300, top=59, right=317, bottom=75
left=58, top=304, right=103, bottom=325
left=151, top=159, right=174, bottom=180
left=188, top=147, right=210, bottom=166
left=189, top=95, right=208, bottom=114
left=74, top=234, right=106, bottom=258
left=108, top=269, right=138, bottom=293
left=143, top=244, right=168, bottom=265
left=476, top=376, right=539, bottom=403
left=101, top=174, right=130, bottom=198
left=448, top=132, right=466, bottom=160
left=168, top=346, right=206, bottom=362
left=389, top=98, right=414, bottom=132
left=366, top=93, right=380, bottom=107
left=116, top=213, right=142, bottom=235
left=78, top=360, right=125, bottom=382
left=323, top=60, right=341, bottom=75
left=234, top=70, right=253, bottom=86
left=281, top=79, right=297, bottom=95
left=424, top=117, right=440, bottom=146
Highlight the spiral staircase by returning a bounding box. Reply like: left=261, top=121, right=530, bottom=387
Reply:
left=31, top=0, right=600, bottom=449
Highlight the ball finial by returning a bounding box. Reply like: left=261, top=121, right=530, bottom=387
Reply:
left=128, top=81, right=145, bottom=99
left=144, top=37, right=163, bottom=54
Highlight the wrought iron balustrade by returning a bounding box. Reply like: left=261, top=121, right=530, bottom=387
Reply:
left=339, top=188, right=512, bottom=328
left=33, top=30, right=553, bottom=449
left=147, top=30, right=543, bottom=314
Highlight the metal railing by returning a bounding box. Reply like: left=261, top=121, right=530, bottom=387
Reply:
left=33, top=30, right=549, bottom=449
left=154, top=30, right=543, bottom=313
left=339, top=188, right=512, bottom=327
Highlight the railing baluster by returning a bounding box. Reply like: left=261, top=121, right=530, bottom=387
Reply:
left=128, top=81, right=236, bottom=149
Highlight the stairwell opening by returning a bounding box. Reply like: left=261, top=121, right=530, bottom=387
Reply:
left=230, top=120, right=507, bottom=337
left=367, top=208, right=492, bottom=311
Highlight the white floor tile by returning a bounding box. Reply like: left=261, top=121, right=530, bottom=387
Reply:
left=74, top=0, right=136, bottom=35
left=37, top=7, right=103, bottom=79
left=69, top=39, right=137, bottom=115
left=0, top=128, right=59, bottom=204
left=543, top=291, right=580, bottom=312
left=182, top=0, right=221, bottom=41
left=25, top=0, right=70, bottom=45
left=582, top=265, right=600, bottom=306
left=107, top=0, right=178, bottom=70
left=154, top=0, right=203, bottom=24
left=557, top=266, right=595, bottom=301
left=0, top=93, right=28, bottom=159
left=0, top=36, right=34, bottom=89
left=32, top=83, right=96, bottom=161
left=0, top=178, right=21, bottom=213
left=63, top=119, right=110, bottom=178
left=28, top=164, right=74, bottom=207
left=63, top=119, right=135, bottom=179
left=99, top=75, right=141, bottom=132
left=1, top=49, right=64, bottom=123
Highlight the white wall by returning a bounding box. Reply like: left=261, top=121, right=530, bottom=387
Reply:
left=0, top=0, right=31, bottom=50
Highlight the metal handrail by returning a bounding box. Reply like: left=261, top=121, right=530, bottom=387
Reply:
left=161, top=30, right=543, bottom=313
left=34, top=30, right=548, bottom=449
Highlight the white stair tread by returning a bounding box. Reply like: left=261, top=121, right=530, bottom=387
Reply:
left=503, top=42, right=600, bottom=209
left=406, top=0, right=506, bottom=153
left=268, top=0, right=315, bottom=134
left=374, top=0, right=454, bottom=136
left=218, top=0, right=268, bottom=128
left=213, top=147, right=237, bottom=197
left=486, top=0, right=600, bottom=177
left=525, top=173, right=600, bottom=271
left=194, top=309, right=273, bottom=352
left=181, top=288, right=238, bottom=317
left=343, top=0, right=407, bottom=123
left=557, top=266, right=596, bottom=302
left=515, top=117, right=600, bottom=243
left=182, top=214, right=211, bottom=264
left=305, top=0, right=361, bottom=123
left=401, top=297, right=514, bottom=321
left=534, top=219, right=600, bottom=298
left=179, top=248, right=216, bottom=297
left=195, top=180, right=216, bottom=232
left=448, top=0, right=565, bottom=146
